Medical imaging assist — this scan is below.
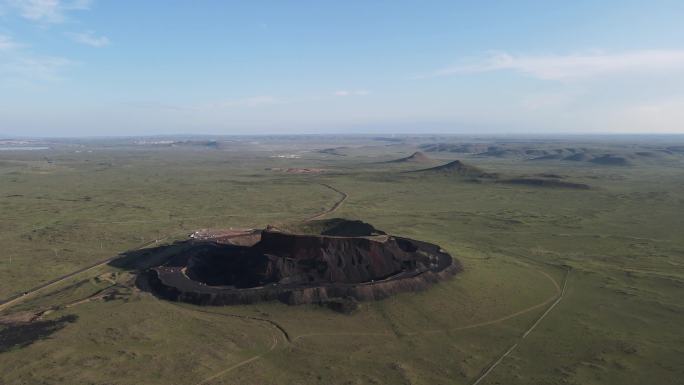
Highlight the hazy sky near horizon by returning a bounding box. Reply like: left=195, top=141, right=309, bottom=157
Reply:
left=1, top=0, right=684, bottom=136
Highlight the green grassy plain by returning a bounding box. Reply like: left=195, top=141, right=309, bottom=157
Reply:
left=1, top=137, right=683, bottom=384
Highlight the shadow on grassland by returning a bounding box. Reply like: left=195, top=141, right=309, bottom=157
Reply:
left=0, top=314, right=78, bottom=353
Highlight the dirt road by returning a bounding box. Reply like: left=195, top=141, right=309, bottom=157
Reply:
left=470, top=267, right=570, bottom=385
left=160, top=303, right=290, bottom=385
left=0, top=233, right=183, bottom=312
left=307, top=183, right=348, bottom=220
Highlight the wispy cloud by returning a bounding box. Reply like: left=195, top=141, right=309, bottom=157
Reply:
left=68, top=30, right=109, bottom=47
left=0, top=53, right=72, bottom=82
left=425, top=50, right=684, bottom=80
left=0, top=33, right=72, bottom=82
left=0, top=1, right=95, bottom=82
left=333, top=89, right=370, bottom=96
left=4, top=0, right=91, bottom=23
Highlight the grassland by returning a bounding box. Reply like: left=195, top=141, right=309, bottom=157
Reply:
left=1, top=136, right=683, bottom=384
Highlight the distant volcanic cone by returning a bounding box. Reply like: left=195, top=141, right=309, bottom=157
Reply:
left=387, top=151, right=433, bottom=163
left=412, top=160, right=495, bottom=178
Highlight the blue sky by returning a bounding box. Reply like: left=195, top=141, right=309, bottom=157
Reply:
left=1, top=0, right=684, bottom=136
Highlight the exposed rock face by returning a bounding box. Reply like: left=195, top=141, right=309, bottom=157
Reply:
left=139, top=219, right=461, bottom=307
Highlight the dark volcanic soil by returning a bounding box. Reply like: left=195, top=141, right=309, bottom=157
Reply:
left=134, top=219, right=461, bottom=308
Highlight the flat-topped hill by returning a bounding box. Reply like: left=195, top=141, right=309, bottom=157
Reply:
left=137, top=218, right=461, bottom=309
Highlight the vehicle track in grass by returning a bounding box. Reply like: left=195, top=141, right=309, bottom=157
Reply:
left=470, top=267, right=570, bottom=385
left=158, top=303, right=289, bottom=385
left=290, top=267, right=562, bottom=344
left=0, top=232, right=185, bottom=312
left=306, top=183, right=348, bottom=221
left=194, top=335, right=277, bottom=385
left=288, top=267, right=567, bottom=383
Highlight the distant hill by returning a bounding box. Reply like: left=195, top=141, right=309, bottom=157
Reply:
left=420, top=143, right=490, bottom=153
left=499, top=178, right=590, bottom=190
left=387, top=151, right=433, bottom=163
left=564, top=153, right=594, bottom=162
left=317, top=147, right=347, bottom=156
left=412, top=160, right=493, bottom=177
left=590, top=155, right=631, bottom=166
left=135, top=140, right=221, bottom=149
left=373, top=137, right=404, bottom=143
left=419, top=142, right=684, bottom=167
left=476, top=148, right=526, bottom=158
left=530, top=154, right=564, bottom=161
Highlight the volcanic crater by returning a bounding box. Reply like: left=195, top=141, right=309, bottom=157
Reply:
left=139, top=219, right=461, bottom=309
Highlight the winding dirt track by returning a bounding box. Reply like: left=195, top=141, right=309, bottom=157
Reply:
left=409, top=269, right=562, bottom=336
left=470, top=268, right=570, bottom=385
left=166, top=305, right=288, bottom=385
left=306, top=183, right=348, bottom=221
left=0, top=233, right=184, bottom=313
left=188, top=262, right=567, bottom=384
left=289, top=268, right=561, bottom=342
left=196, top=334, right=278, bottom=385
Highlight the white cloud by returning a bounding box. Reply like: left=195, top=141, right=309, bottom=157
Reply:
left=427, top=50, right=684, bottom=80
left=0, top=34, right=72, bottom=82
left=333, top=89, right=370, bottom=96
left=4, top=0, right=91, bottom=23
left=0, top=53, right=72, bottom=82
left=68, top=30, right=109, bottom=47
